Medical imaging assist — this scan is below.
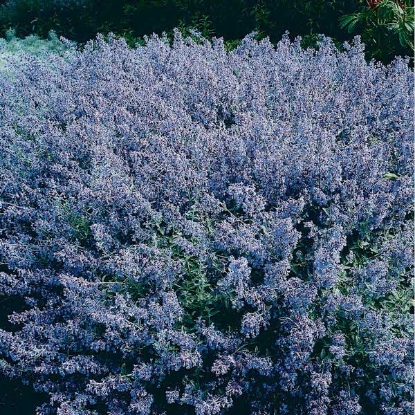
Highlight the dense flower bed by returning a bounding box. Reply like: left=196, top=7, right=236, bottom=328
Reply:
left=0, top=32, right=413, bottom=414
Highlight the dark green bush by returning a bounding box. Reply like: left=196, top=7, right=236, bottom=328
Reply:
left=0, top=0, right=413, bottom=62
left=340, top=0, right=414, bottom=63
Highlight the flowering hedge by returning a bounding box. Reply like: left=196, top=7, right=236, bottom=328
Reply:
left=0, top=32, right=413, bottom=414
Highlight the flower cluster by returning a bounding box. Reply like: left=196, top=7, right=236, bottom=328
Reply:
left=0, top=31, right=413, bottom=414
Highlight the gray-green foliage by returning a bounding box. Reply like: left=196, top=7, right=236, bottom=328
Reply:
left=0, top=29, right=74, bottom=72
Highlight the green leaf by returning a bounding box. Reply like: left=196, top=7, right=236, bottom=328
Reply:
left=339, top=14, right=361, bottom=32
left=404, top=21, right=414, bottom=32
left=398, top=30, right=408, bottom=47
left=383, top=172, right=400, bottom=180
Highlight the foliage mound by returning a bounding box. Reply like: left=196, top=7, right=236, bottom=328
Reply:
left=0, top=29, right=74, bottom=72
left=0, top=32, right=413, bottom=414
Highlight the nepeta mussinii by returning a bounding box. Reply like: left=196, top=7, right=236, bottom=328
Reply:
left=0, top=31, right=413, bottom=414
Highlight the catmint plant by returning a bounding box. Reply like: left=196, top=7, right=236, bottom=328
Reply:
left=0, top=30, right=413, bottom=414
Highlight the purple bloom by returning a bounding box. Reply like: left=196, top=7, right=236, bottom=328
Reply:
left=0, top=30, right=412, bottom=414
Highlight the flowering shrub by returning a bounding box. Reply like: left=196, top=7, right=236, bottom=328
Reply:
left=0, top=31, right=413, bottom=414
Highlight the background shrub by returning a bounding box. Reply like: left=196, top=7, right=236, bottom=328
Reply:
left=0, top=0, right=413, bottom=63
left=340, top=0, right=414, bottom=63
left=0, top=32, right=413, bottom=414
